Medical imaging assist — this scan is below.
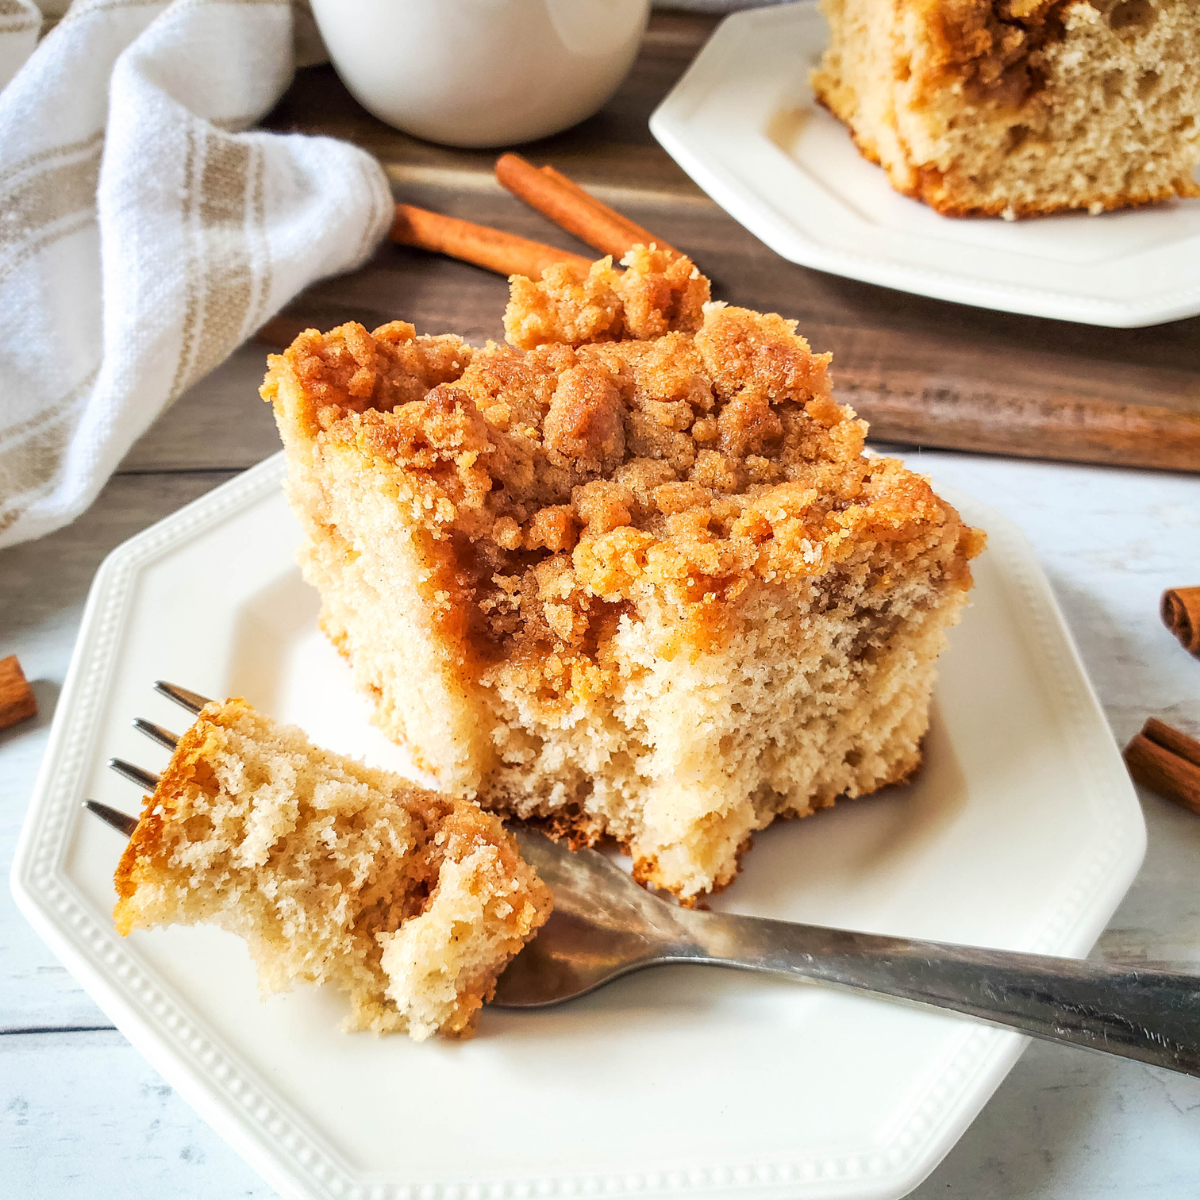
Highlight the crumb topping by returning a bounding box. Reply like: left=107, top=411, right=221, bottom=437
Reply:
left=263, top=248, right=983, bottom=699
left=504, top=244, right=710, bottom=349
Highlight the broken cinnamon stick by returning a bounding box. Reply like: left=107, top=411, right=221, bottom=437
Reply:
left=1124, top=717, right=1200, bottom=815
left=390, top=202, right=591, bottom=280
left=1162, top=587, right=1200, bottom=656
left=495, top=153, right=680, bottom=261
left=0, top=655, right=37, bottom=730
left=252, top=204, right=596, bottom=351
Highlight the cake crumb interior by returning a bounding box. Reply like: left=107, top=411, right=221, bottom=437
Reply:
left=114, top=698, right=551, bottom=1039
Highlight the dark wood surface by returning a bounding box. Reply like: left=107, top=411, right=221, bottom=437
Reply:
left=261, top=14, right=1200, bottom=474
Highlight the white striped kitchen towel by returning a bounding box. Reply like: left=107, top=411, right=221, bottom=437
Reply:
left=0, top=0, right=393, bottom=549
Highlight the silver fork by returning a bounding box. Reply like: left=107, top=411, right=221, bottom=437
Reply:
left=86, top=689, right=1200, bottom=1078
left=83, top=680, right=209, bottom=835
left=492, top=829, right=1200, bottom=1079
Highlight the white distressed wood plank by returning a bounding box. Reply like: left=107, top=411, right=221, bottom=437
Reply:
left=0, top=1030, right=274, bottom=1198
left=910, top=1037, right=1200, bottom=1198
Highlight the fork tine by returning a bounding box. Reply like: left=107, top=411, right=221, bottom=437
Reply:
left=82, top=799, right=138, bottom=837
left=154, top=681, right=211, bottom=714
left=109, top=758, right=160, bottom=791
left=133, top=717, right=179, bottom=749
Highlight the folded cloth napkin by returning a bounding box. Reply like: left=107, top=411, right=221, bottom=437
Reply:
left=0, top=0, right=393, bottom=549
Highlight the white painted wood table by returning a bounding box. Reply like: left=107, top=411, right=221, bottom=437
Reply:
left=3, top=325, right=1200, bottom=1196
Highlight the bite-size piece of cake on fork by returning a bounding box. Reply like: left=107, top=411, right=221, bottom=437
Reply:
left=114, top=698, right=551, bottom=1039
left=262, top=247, right=985, bottom=903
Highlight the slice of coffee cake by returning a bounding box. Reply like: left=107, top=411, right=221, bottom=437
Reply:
left=811, top=0, right=1200, bottom=219
left=263, top=247, right=984, bottom=902
left=113, top=698, right=551, bottom=1039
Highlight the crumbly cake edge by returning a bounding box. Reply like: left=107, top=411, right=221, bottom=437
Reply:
left=512, top=737, right=925, bottom=907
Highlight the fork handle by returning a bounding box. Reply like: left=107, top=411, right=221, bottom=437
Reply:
left=685, top=912, right=1200, bottom=1077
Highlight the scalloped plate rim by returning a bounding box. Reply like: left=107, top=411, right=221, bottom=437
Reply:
left=11, top=451, right=1146, bottom=1200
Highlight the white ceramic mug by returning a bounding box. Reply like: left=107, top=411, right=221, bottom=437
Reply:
left=309, top=0, right=651, bottom=148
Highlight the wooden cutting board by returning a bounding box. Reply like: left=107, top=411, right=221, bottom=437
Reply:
left=261, top=15, right=1200, bottom=474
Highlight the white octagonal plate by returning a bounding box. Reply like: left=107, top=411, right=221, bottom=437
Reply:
left=13, top=451, right=1144, bottom=1200
left=650, top=1, right=1200, bottom=327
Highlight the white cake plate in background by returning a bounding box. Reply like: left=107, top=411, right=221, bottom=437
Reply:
left=12, top=452, right=1145, bottom=1200
left=650, top=0, right=1200, bottom=328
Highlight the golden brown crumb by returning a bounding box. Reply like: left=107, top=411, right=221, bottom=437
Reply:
left=264, top=287, right=963, bottom=685
left=502, top=245, right=710, bottom=350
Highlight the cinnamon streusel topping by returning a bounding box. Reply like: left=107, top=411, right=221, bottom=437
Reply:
left=263, top=247, right=980, bottom=702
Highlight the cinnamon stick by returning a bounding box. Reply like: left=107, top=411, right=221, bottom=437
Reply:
left=1162, top=586, right=1200, bottom=656
left=0, top=655, right=37, bottom=730
left=1124, top=717, right=1200, bottom=814
left=540, top=165, right=672, bottom=256
left=390, top=202, right=591, bottom=280
left=252, top=204, right=595, bottom=351
left=495, top=153, right=680, bottom=261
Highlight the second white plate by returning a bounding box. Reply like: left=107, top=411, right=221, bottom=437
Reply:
left=13, top=453, right=1144, bottom=1200
left=650, top=1, right=1200, bottom=327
